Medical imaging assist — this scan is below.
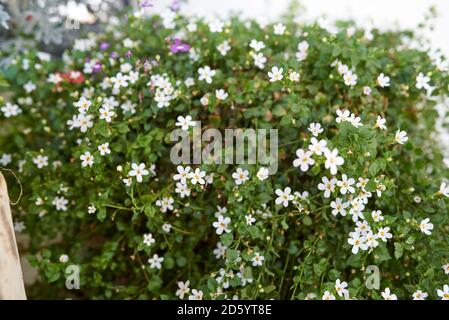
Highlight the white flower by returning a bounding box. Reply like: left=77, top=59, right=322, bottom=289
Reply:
left=52, top=196, right=68, bottom=211
left=335, top=279, right=349, bottom=298
left=252, top=53, right=267, bottom=69
left=176, top=281, right=190, bottom=299
left=349, top=199, right=365, bottom=222
left=251, top=252, right=265, bottom=267
left=245, top=214, right=256, bottom=225
left=162, top=223, right=172, bottom=233
left=256, top=167, right=269, bottom=181
left=363, top=86, right=372, bottom=95
left=110, top=72, right=130, bottom=89
left=273, top=23, right=286, bottom=35
left=80, top=151, right=94, bottom=167
left=289, top=71, right=300, bottom=82
left=437, top=285, right=449, bottom=300
left=337, top=174, right=355, bottom=195
left=419, top=218, right=434, bottom=235
left=438, top=182, right=449, bottom=197
left=324, top=149, right=344, bottom=175
left=156, top=197, right=174, bottom=212
left=59, top=254, right=69, bottom=263
left=275, top=187, right=294, bottom=207
left=356, top=177, right=369, bottom=190
left=215, top=89, right=229, bottom=100
left=33, top=155, right=48, bottom=169
left=371, top=210, right=384, bottom=222
left=365, top=231, right=379, bottom=248
left=330, top=198, right=349, bottom=216
left=249, top=39, right=265, bottom=52
left=349, top=113, right=363, bottom=128
left=213, top=215, right=231, bottom=235
left=343, top=71, right=357, bottom=86
left=75, top=114, right=94, bottom=132
left=217, top=40, right=231, bottom=56
left=189, top=168, right=206, bottom=185
left=148, top=254, right=164, bottom=269
left=0, top=153, right=12, bottom=166
left=412, top=290, right=428, bottom=300
left=198, top=66, right=216, bottom=84
left=122, top=178, right=132, bottom=187
left=348, top=232, right=367, bottom=254
left=375, top=116, right=387, bottom=130
left=175, top=182, right=190, bottom=199
left=24, top=81, right=36, bottom=93
left=173, top=166, right=191, bottom=184
left=175, top=115, right=196, bottom=130
left=355, top=220, right=371, bottom=235
left=381, top=287, right=397, bottom=300
left=1, top=103, right=22, bottom=117
left=416, top=72, right=430, bottom=90
left=377, top=73, right=390, bottom=88
left=98, top=143, right=111, bottom=156
left=308, top=123, right=324, bottom=136
left=336, top=109, right=350, bottom=123
left=377, top=227, right=393, bottom=242
left=88, top=205, right=96, bottom=214
left=189, top=289, right=203, bottom=300
left=442, top=263, right=449, bottom=275
left=143, top=233, right=155, bottom=246
left=394, top=130, right=408, bottom=144
left=293, top=149, right=315, bottom=172
left=308, top=137, right=327, bottom=155
left=213, top=242, right=227, bottom=259
left=200, top=94, right=209, bottom=106
left=232, top=167, right=249, bottom=185
left=128, top=163, right=149, bottom=183
left=318, top=177, right=337, bottom=198
left=99, top=107, right=115, bottom=123
left=268, top=66, right=283, bottom=82
left=209, top=19, right=224, bottom=33
left=322, top=291, right=336, bottom=300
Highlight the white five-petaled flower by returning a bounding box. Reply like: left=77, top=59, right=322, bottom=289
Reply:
left=293, top=149, right=315, bottom=172
left=419, top=218, right=434, bottom=235
left=173, top=166, right=191, bottom=184
left=208, top=18, right=224, bottom=33
left=275, top=187, right=294, bottom=207
left=412, top=290, right=428, bottom=300
left=232, top=167, right=249, bottom=185
left=337, top=174, right=355, bottom=195
left=213, top=215, right=231, bottom=235
left=98, top=143, right=111, bottom=156
left=371, top=210, right=384, bottom=222
left=111, top=72, right=130, bottom=89
left=215, top=89, right=229, bottom=100
left=217, top=40, right=231, bottom=56
left=189, top=168, right=206, bottom=185
left=308, top=123, right=324, bottom=137
left=148, top=254, right=164, bottom=269
left=318, top=177, right=337, bottom=198
left=343, top=71, right=357, bottom=86
left=189, top=289, right=203, bottom=300
left=375, top=116, right=387, bottom=130
left=52, top=196, right=68, bottom=211
left=99, top=107, right=115, bottom=123
left=251, top=252, right=265, bottom=267
left=416, top=72, right=430, bottom=90
left=256, top=167, right=269, bottom=181
left=33, top=155, right=48, bottom=169
left=335, top=279, right=349, bottom=298
left=156, top=197, right=174, bottom=212
left=377, top=73, right=390, bottom=88
left=437, top=285, right=449, bottom=300
left=249, top=39, right=265, bottom=52
left=377, top=227, right=393, bottom=242
left=252, top=52, right=267, bottom=69
left=198, top=66, right=216, bottom=84
left=273, top=23, right=286, bottom=35
left=324, top=148, right=344, bottom=175
left=143, top=233, right=155, bottom=246
left=336, top=109, right=351, bottom=123
left=308, top=137, right=327, bottom=155
left=381, top=287, right=397, bottom=300
left=348, top=232, right=367, bottom=254
left=176, top=281, right=190, bottom=299
left=322, top=291, right=336, bottom=300
left=128, top=163, right=149, bottom=183
left=175, top=115, right=196, bottom=130
left=330, top=197, right=349, bottom=216
left=80, top=151, right=94, bottom=167
left=395, top=130, right=408, bottom=144
left=442, top=263, right=449, bottom=275
left=438, top=182, right=449, bottom=197
left=74, top=96, right=92, bottom=113
left=268, top=66, right=283, bottom=82
left=1, top=103, right=22, bottom=117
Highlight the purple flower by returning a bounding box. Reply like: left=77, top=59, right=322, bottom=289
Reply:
left=170, top=39, right=191, bottom=54
left=110, top=51, right=119, bottom=59
left=170, top=0, right=181, bottom=12
left=100, top=42, right=110, bottom=51
left=92, top=62, right=102, bottom=73
left=125, top=50, right=133, bottom=58
left=139, top=0, right=153, bottom=8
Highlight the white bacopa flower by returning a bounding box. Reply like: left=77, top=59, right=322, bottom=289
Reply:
left=349, top=198, right=365, bottom=222
left=249, top=39, right=265, bottom=52
left=175, top=182, right=190, bottom=198
left=318, top=176, right=337, bottom=198
left=173, top=165, right=191, bottom=184
left=33, top=155, right=48, bottom=169
left=289, top=71, right=300, bottom=82
left=349, top=113, right=363, bottom=128
left=322, top=291, right=336, bottom=300
left=176, top=280, right=190, bottom=299
left=363, top=86, right=372, bottom=95
left=268, top=66, right=283, bottom=82
left=442, top=263, right=449, bottom=275
left=213, top=242, right=227, bottom=259
left=375, top=116, right=387, bottom=130
left=99, top=107, right=115, bottom=123
left=381, top=287, right=397, bottom=300
left=0, top=153, right=12, bottom=166
left=252, top=52, right=267, bottom=69
left=88, top=205, right=96, bottom=214
left=273, top=23, right=286, bottom=35
left=74, top=114, right=94, bottom=133
left=275, top=187, right=294, bottom=207
left=308, top=137, right=327, bottom=155
left=251, top=252, right=265, bottom=267
left=293, top=149, right=315, bottom=172
left=412, top=290, right=428, bottom=300
left=337, top=174, right=355, bottom=195
left=437, top=285, right=449, bottom=300
left=371, top=210, right=384, bottom=222
left=336, top=109, right=351, bottom=123
left=208, top=18, right=224, bottom=33
left=438, top=182, right=449, bottom=197
left=232, top=167, right=249, bottom=185
left=308, top=122, right=324, bottom=136
left=415, top=72, right=431, bottom=90
left=215, top=89, right=229, bottom=100
left=256, top=167, right=269, bottom=181
left=143, top=233, right=155, bottom=246
left=198, top=66, right=216, bottom=84
left=148, top=254, right=164, bottom=269
left=355, top=220, right=371, bottom=235
left=188, top=289, right=203, bottom=300
left=110, top=72, right=130, bottom=89
left=80, top=151, right=94, bottom=167
left=245, top=214, right=256, bottom=225
left=189, top=168, right=206, bottom=185
left=395, top=130, right=408, bottom=144
left=122, top=178, right=132, bottom=187
left=335, top=279, right=349, bottom=298
left=343, top=71, right=358, bottom=86
left=24, top=81, right=36, bottom=93
left=98, top=143, right=111, bottom=156
left=377, top=73, right=390, bottom=88
left=162, top=223, right=172, bottom=233
left=175, top=115, right=196, bottom=130
left=59, top=254, right=69, bottom=263
left=128, top=163, right=149, bottom=183
left=217, top=40, right=231, bottom=56
left=324, top=148, right=344, bottom=175
left=52, top=196, right=68, bottom=211
left=365, top=231, right=379, bottom=249
left=377, top=227, right=393, bottom=242
left=419, top=218, right=434, bottom=235
left=213, top=215, right=231, bottom=235
left=156, top=197, right=174, bottom=212
left=348, top=232, right=368, bottom=254
left=330, top=197, right=349, bottom=216
left=1, top=103, right=22, bottom=117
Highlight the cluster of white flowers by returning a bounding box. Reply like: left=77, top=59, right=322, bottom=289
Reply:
left=150, top=74, right=178, bottom=108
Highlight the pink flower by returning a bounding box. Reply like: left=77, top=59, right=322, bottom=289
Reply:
left=170, top=39, right=191, bottom=53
